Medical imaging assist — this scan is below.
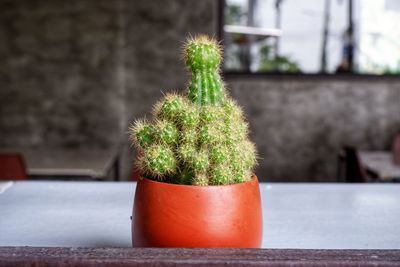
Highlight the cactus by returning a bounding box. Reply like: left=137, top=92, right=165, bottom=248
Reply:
left=185, top=35, right=225, bottom=106
left=130, top=35, right=257, bottom=185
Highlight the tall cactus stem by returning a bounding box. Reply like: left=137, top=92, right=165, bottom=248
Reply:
left=185, top=35, right=225, bottom=106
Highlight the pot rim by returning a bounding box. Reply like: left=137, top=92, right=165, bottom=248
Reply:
left=137, top=174, right=258, bottom=189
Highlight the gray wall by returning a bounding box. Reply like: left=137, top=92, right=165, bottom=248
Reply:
left=1, top=0, right=399, bottom=182
left=0, top=0, right=125, bottom=148
left=228, top=76, right=400, bottom=182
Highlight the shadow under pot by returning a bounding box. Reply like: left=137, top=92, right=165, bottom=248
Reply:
left=131, top=175, right=263, bottom=248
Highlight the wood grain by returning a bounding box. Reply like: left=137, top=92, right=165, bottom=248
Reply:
left=0, top=247, right=399, bottom=266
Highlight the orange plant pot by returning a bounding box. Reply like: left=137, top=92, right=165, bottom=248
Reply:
left=132, top=175, right=263, bottom=248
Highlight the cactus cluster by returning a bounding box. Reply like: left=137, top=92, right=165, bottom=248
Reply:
left=130, top=35, right=257, bottom=185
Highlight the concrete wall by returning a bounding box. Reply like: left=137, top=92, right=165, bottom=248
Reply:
left=1, top=0, right=399, bottom=182
left=227, top=76, right=400, bottom=182
left=0, top=0, right=125, bottom=148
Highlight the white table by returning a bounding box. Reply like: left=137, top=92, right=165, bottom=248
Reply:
left=0, top=148, right=120, bottom=180
left=359, top=151, right=400, bottom=181
left=1, top=181, right=400, bottom=249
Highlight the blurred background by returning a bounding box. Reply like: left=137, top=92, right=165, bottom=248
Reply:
left=224, top=0, right=400, bottom=74
left=0, top=0, right=399, bottom=182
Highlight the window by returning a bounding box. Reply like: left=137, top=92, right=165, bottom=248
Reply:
left=221, top=0, right=400, bottom=75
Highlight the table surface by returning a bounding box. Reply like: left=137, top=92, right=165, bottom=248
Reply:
left=0, top=148, right=118, bottom=178
left=1, top=181, right=400, bottom=249
left=359, top=151, right=400, bottom=180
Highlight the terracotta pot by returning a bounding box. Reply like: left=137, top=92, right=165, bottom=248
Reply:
left=132, top=175, right=263, bottom=248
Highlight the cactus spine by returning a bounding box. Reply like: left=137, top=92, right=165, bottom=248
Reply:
left=130, top=35, right=257, bottom=185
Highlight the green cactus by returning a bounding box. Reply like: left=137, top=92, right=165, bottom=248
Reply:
left=210, top=144, right=230, bottom=165
left=138, top=144, right=176, bottom=178
left=130, top=35, right=257, bottom=185
left=180, top=104, right=200, bottom=129
left=193, top=173, right=209, bottom=186
left=180, top=128, right=198, bottom=144
left=154, top=120, right=178, bottom=145
left=191, top=149, right=210, bottom=174
left=210, top=164, right=233, bottom=185
left=177, top=143, right=196, bottom=162
left=130, top=120, right=155, bottom=149
left=185, top=36, right=225, bottom=106
left=154, top=93, right=186, bottom=122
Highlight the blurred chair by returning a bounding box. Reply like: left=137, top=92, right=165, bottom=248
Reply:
left=337, top=146, right=371, bottom=183
left=0, top=153, right=28, bottom=180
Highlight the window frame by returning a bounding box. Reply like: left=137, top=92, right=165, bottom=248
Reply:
left=217, top=0, right=400, bottom=78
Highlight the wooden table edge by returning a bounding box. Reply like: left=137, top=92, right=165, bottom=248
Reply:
left=0, top=247, right=399, bottom=266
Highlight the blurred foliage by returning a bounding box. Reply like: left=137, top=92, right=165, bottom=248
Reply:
left=225, top=4, right=246, bottom=25
left=382, top=61, right=400, bottom=75
left=258, top=44, right=301, bottom=73
left=360, top=59, right=400, bottom=75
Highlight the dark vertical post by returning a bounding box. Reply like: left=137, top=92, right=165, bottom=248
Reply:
left=274, top=0, right=282, bottom=60
left=243, top=0, right=256, bottom=72
left=348, top=0, right=354, bottom=72
left=217, top=0, right=225, bottom=42
left=113, top=155, right=120, bottom=181
left=248, top=0, right=256, bottom=26
left=320, top=0, right=330, bottom=73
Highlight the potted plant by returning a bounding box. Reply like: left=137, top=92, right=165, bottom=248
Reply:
left=130, top=35, right=262, bottom=248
